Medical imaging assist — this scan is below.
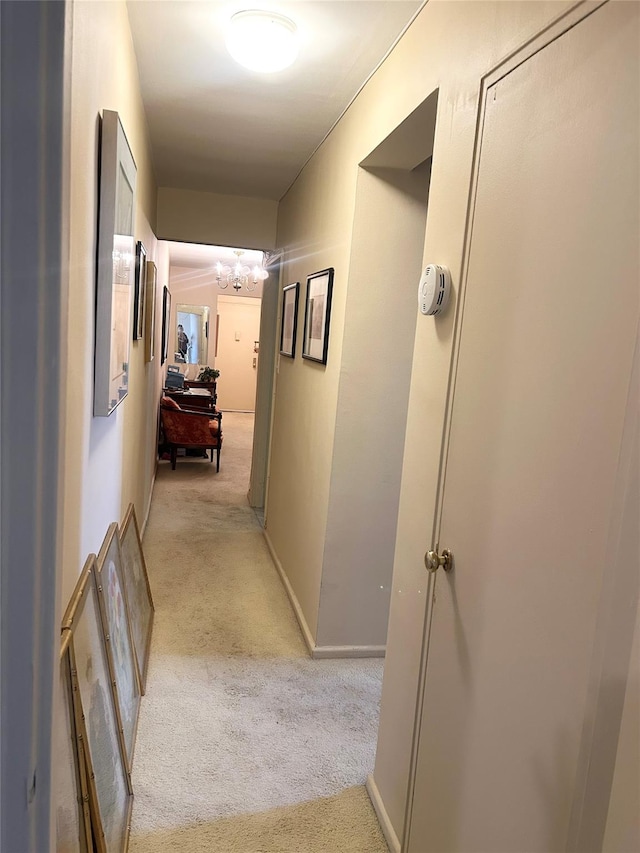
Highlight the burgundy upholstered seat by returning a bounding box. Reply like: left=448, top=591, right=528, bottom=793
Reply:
left=160, top=396, right=223, bottom=471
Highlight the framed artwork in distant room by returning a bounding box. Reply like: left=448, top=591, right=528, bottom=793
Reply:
left=144, top=259, right=157, bottom=363
left=56, top=631, right=92, bottom=853
left=94, top=109, right=137, bottom=417
left=133, top=241, right=146, bottom=340
left=161, top=285, right=171, bottom=365
left=302, top=268, right=334, bottom=364
left=96, top=523, right=142, bottom=771
left=64, top=556, right=133, bottom=853
left=120, top=503, right=154, bottom=693
left=280, top=282, right=299, bottom=358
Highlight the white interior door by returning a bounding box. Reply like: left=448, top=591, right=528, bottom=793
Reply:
left=407, top=4, right=639, bottom=851
left=215, top=295, right=261, bottom=411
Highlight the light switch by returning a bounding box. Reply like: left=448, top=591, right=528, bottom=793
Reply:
left=235, top=331, right=240, bottom=341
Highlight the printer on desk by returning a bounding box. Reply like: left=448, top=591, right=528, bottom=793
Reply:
left=165, top=364, right=185, bottom=391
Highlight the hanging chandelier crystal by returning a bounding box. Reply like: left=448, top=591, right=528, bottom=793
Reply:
left=215, top=250, right=268, bottom=292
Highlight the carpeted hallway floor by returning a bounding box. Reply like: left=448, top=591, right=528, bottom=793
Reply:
left=128, top=412, right=388, bottom=852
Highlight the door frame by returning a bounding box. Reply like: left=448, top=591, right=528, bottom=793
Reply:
left=401, top=2, right=609, bottom=848
left=1, top=1, right=70, bottom=849
left=248, top=259, right=280, bottom=511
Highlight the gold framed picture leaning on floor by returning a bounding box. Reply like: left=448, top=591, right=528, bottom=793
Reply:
left=61, top=555, right=134, bottom=853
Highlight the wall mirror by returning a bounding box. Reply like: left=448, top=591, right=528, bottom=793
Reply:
left=176, top=304, right=209, bottom=364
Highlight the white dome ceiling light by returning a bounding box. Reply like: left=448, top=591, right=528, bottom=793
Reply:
left=225, top=10, right=299, bottom=73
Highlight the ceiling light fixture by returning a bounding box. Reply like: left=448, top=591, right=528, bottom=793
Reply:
left=225, top=10, right=299, bottom=73
left=216, top=250, right=269, bottom=292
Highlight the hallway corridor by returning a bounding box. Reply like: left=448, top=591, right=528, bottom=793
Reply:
left=129, top=413, right=387, bottom=852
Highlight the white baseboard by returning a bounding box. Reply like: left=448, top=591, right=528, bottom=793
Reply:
left=366, top=773, right=401, bottom=853
left=263, top=531, right=387, bottom=661
left=312, top=644, right=386, bottom=660
left=141, top=464, right=157, bottom=538
left=263, top=530, right=317, bottom=656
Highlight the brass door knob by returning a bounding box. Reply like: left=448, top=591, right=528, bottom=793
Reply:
left=425, top=548, right=453, bottom=573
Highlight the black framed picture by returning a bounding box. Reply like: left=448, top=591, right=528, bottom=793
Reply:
left=144, top=260, right=157, bottom=363
left=133, top=241, right=146, bottom=340
left=280, top=282, right=299, bottom=358
left=161, top=286, right=171, bottom=365
left=302, top=268, right=334, bottom=364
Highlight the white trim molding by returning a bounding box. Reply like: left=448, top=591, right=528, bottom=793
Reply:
left=264, top=530, right=317, bottom=654
left=140, top=465, right=157, bottom=539
left=312, top=644, right=385, bottom=660
left=366, top=773, right=401, bottom=853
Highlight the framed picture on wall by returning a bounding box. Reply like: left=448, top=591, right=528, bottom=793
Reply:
left=144, top=260, right=157, bottom=363
left=280, top=282, right=299, bottom=358
left=161, top=285, right=171, bottom=365
left=302, top=268, right=334, bottom=364
left=133, top=241, right=146, bottom=340
left=94, top=110, right=137, bottom=416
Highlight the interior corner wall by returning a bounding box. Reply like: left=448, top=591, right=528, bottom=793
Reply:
left=316, top=163, right=430, bottom=649
left=263, top=137, right=364, bottom=644
left=61, top=0, right=163, bottom=606
left=157, top=187, right=278, bottom=251
left=266, top=0, right=577, bottom=842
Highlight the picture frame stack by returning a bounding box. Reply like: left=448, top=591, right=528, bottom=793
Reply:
left=57, top=504, right=154, bottom=852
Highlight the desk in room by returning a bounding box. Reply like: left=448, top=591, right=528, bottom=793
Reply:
left=163, top=388, right=215, bottom=411
left=185, top=379, right=217, bottom=405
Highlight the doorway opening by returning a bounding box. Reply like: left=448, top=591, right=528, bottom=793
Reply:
left=163, top=240, right=276, bottom=513
left=164, top=241, right=266, bottom=399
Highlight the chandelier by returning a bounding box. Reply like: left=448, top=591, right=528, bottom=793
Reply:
left=215, top=250, right=268, bottom=292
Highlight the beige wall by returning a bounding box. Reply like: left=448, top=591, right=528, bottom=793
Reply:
left=603, top=599, right=640, bottom=852
left=317, top=163, right=430, bottom=650
left=61, top=0, right=163, bottom=605
left=157, top=187, right=278, bottom=250
left=265, top=0, right=581, bottom=840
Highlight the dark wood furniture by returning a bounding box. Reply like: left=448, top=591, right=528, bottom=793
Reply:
left=162, top=387, right=215, bottom=412
left=159, top=397, right=223, bottom=471
left=185, top=379, right=217, bottom=405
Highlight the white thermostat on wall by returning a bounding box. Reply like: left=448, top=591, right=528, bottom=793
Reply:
left=418, top=264, right=451, bottom=316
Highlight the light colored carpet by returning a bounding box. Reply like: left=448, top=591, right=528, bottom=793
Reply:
left=129, top=412, right=388, bottom=852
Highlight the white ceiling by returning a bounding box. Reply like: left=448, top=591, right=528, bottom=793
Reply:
left=168, top=241, right=263, bottom=268
left=126, top=1, right=422, bottom=200
left=168, top=241, right=267, bottom=297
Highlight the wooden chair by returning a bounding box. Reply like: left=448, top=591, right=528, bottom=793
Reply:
left=160, top=396, right=223, bottom=471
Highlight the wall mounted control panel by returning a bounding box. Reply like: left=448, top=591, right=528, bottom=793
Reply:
left=418, top=264, right=451, bottom=316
